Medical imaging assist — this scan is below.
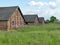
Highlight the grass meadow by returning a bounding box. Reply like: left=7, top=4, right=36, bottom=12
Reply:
left=0, top=23, right=60, bottom=45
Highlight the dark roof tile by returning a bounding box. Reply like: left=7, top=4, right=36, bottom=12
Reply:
left=23, top=14, right=38, bottom=23
left=0, top=6, right=18, bottom=20
left=38, top=17, right=44, bottom=22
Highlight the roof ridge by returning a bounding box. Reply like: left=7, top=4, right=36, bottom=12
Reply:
left=0, top=6, right=19, bottom=8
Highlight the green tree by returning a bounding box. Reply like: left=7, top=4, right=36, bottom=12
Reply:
left=50, top=16, right=57, bottom=23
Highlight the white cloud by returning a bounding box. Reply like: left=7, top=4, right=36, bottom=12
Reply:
left=48, top=2, right=56, bottom=8
left=37, top=2, right=45, bottom=6
left=56, top=0, right=60, bottom=4
left=28, top=1, right=45, bottom=6
left=55, top=0, right=60, bottom=19
left=28, top=1, right=56, bottom=7
left=23, top=7, right=60, bottom=20
left=28, top=1, right=36, bottom=6
left=27, top=1, right=60, bottom=20
left=23, top=9, right=40, bottom=14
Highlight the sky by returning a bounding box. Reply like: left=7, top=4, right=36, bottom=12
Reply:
left=0, top=0, right=60, bottom=20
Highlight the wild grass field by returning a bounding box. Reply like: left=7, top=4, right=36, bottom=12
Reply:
left=0, top=23, right=60, bottom=45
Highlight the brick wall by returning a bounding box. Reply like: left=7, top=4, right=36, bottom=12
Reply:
left=0, top=21, right=7, bottom=30
left=26, top=17, right=39, bottom=25
left=34, top=17, right=39, bottom=25
left=7, top=8, right=25, bottom=30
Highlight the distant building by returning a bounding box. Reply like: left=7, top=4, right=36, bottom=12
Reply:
left=23, top=15, right=39, bottom=25
left=38, top=17, right=45, bottom=24
left=0, top=6, right=25, bottom=30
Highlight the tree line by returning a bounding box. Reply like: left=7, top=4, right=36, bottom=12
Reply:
left=46, top=16, right=60, bottom=23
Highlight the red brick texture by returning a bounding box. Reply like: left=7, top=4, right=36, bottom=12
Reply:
left=0, top=8, right=25, bottom=30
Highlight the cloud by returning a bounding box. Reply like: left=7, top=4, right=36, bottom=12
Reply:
left=49, top=2, right=56, bottom=6
left=23, top=7, right=60, bottom=20
left=56, top=0, right=60, bottom=4
left=27, top=0, right=60, bottom=20
left=28, top=1, right=45, bottom=6
left=28, top=1, right=36, bottom=6
left=23, top=9, right=40, bottom=14
left=28, top=1, right=56, bottom=8
left=48, top=2, right=56, bottom=8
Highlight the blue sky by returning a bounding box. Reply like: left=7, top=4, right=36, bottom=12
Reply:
left=0, top=0, right=60, bottom=20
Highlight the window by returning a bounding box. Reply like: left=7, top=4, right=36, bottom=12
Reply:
left=12, top=21, right=15, bottom=25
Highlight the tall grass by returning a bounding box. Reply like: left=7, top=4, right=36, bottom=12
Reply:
left=0, top=23, right=60, bottom=45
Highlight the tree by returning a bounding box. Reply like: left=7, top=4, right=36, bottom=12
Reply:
left=50, top=16, right=57, bottom=23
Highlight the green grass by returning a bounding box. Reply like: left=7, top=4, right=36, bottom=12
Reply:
left=0, top=23, right=60, bottom=45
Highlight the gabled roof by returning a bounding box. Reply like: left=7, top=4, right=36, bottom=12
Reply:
left=38, top=17, right=44, bottom=23
left=23, top=14, right=38, bottom=23
left=0, top=6, right=24, bottom=21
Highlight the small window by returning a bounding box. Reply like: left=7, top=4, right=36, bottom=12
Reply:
left=12, top=21, right=15, bottom=25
